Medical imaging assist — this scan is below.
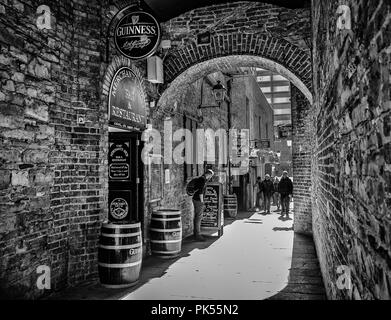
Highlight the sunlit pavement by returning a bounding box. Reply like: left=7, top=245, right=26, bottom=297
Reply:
left=122, top=205, right=295, bottom=300
left=50, top=202, right=325, bottom=300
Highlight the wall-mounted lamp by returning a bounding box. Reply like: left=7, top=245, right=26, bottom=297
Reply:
left=212, top=80, right=227, bottom=106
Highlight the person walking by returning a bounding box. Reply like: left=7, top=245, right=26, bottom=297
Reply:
left=260, top=174, right=274, bottom=214
left=273, top=176, right=280, bottom=211
left=278, top=171, right=293, bottom=217
left=188, top=169, right=214, bottom=241
left=254, top=177, right=263, bottom=211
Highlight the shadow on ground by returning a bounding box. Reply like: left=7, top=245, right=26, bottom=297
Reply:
left=48, top=212, right=253, bottom=300
left=267, top=233, right=327, bottom=300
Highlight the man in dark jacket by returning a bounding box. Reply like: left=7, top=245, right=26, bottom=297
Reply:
left=254, top=177, right=263, bottom=210
left=192, top=169, right=214, bottom=241
left=278, top=171, right=293, bottom=217
left=260, top=174, right=274, bottom=214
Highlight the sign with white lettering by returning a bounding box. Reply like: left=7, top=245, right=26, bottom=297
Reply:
left=109, top=190, right=132, bottom=222
left=108, top=67, right=147, bottom=131
left=109, top=142, right=130, bottom=180
left=201, top=183, right=224, bottom=236
left=114, top=10, right=161, bottom=60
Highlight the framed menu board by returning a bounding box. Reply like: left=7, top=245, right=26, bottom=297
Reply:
left=109, top=141, right=130, bottom=181
left=201, top=183, right=224, bottom=237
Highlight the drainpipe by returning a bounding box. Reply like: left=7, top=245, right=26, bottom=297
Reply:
left=227, top=78, right=232, bottom=195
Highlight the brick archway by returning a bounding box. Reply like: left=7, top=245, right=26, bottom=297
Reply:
left=153, top=1, right=315, bottom=235
left=156, top=53, right=314, bottom=236
left=163, top=36, right=312, bottom=103
left=157, top=54, right=312, bottom=116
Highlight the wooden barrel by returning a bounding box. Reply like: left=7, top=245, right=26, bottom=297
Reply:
left=98, top=222, right=142, bottom=288
left=224, top=194, right=238, bottom=218
left=150, top=209, right=182, bottom=259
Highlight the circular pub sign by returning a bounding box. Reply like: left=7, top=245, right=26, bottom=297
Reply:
left=114, top=10, right=161, bottom=60
left=110, top=198, right=129, bottom=220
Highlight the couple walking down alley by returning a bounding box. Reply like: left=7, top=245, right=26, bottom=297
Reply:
left=255, top=171, right=293, bottom=217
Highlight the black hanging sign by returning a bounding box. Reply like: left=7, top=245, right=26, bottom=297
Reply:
left=109, top=141, right=130, bottom=180
left=108, top=67, right=147, bottom=131
left=114, top=9, right=161, bottom=60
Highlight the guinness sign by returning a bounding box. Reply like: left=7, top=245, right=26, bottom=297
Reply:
left=114, top=10, right=161, bottom=60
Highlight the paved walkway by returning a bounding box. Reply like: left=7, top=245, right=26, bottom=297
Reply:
left=49, top=206, right=326, bottom=300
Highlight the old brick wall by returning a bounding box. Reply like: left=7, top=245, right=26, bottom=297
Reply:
left=312, top=0, right=391, bottom=299
left=0, top=0, right=107, bottom=299
left=291, top=85, right=314, bottom=235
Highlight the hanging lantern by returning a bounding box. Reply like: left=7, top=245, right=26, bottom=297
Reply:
left=212, top=80, right=226, bottom=105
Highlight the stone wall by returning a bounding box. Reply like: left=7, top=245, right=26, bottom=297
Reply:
left=0, top=0, right=107, bottom=299
left=312, top=0, right=391, bottom=299
left=291, top=85, right=314, bottom=235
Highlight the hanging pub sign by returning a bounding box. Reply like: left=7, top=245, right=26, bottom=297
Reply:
left=114, top=9, right=161, bottom=60
left=109, top=66, right=147, bottom=131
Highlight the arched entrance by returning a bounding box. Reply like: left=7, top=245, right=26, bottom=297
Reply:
left=155, top=53, right=314, bottom=235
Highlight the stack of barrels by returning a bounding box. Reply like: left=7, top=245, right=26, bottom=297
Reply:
left=150, top=209, right=182, bottom=259
left=223, top=194, right=238, bottom=218
left=98, top=222, right=142, bottom=288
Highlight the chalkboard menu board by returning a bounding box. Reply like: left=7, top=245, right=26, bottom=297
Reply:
left=109, top=141, right=130, bottom=181
left=201, top=183, right=224, bottom=236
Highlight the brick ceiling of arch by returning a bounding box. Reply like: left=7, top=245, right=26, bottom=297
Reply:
left=156, top=55, right=312, bottom=117
left=154, top=1, right=313, bottom=113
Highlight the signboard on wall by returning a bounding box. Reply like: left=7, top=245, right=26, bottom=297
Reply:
left=231, top=130, right=250, bottom=175
left=201, top=183, right=224, bottom=236
left=114, top=10, right=161, bottom=60
left=278, top=125, right=292, bottom=139
left=109, top=190, right=132, bottom=222
left=260, top=140, right=271, bottom=149
left=109, top=141, right=130, bottom=180
left=109, top=67, right=147, bottom=131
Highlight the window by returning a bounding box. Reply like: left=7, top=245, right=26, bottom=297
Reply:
left=274, top=109, right=291, bottom=115
left=259, top=116, right=262, bottom=139
left=273, top=97, right=291, bottom=104
left=265, top=123, right=269, bottom=139
left=246, top=97, right=249, bottom=128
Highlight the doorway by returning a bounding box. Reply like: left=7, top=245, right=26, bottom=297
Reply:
left=108, top=132, right=144, bottom=223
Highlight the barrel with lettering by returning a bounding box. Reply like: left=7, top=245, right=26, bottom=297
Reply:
left=223, top=194, right=238, bottom=218
left=150, top=209, right=182, bottom=259
left=98, top=222, right=142, bottom=288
